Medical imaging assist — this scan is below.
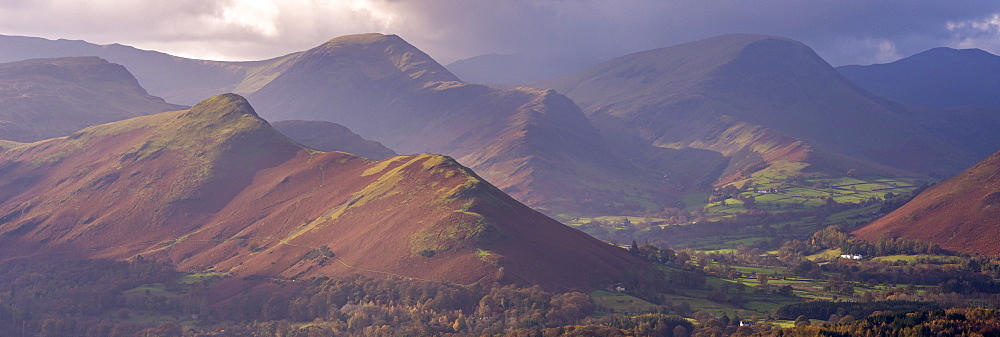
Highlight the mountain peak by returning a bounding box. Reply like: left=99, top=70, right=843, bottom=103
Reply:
left=897, top=46, right=1000, bottom=66
left=648, top=33, right=806, bottom=59
left=836, top=45, right=1000, bottom=108
left=185, top=93, right=259, bottom=119
left=321, top=33, right=403, bottom=47
left=242, top=33, right=462, bottom=125
left=704, top=33, right=797, bottom=44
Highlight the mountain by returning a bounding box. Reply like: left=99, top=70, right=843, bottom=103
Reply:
left=535, top=34, right=982, bottom=188
left=0, top=34, right=255, bottom=105
left=0, top=33, right=676, bottom=216
left=238, top=33, right=464, bottom=140
left=0, top=94, right=641, bottom=290
left=0, top=56, right=184, bottom=142
left=853, top=151, right=1000, bottom=255
left=837, top=47, right=1000, bottom=109
left=272, top=120, right=397, bottom=160
left=896, top=105, right=1000, bottom=165
left=445, top=53, right=603, bottom=85
left=238, top=34, right=675, bottom=215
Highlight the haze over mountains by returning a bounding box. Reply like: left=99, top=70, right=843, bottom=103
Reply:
left=535, top=34, right=991, bottom=188
left=837, top=47, right=1000, bottom=109
left=1, top=32, right=998, bottom=249
left=5, top=9, right=1000, bottom=333
left=445, top=53, right=604, bottom=85
left=238, top=34, right=675, bottom=214
left=0, top=56, right=183, bottom=142
left=0, top=34, right=253, bottom=105
left=0, top=94, right=641, bottom=290
left=0, top=33, right=676, bottom=216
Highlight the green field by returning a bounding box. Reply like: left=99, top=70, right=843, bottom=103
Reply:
left=554, top=173, right=929, bottom=252
left=717, top=175, right=924, bottom=214
left=591, top=290, right=661, bottom=314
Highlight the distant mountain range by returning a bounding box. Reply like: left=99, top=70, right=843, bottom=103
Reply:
left=0, top=34, right=253, bottom=105
left=535, top=34, right=993, bottom=188
left=837, top=47, right=1000, bottom=109
left=853, top=150, right=1000, bottom=255
left=4, top=33, right=998, bottom=218
left=0, top=31, right=998, bottom=287
left=0, top=94, right=641, bottom=290
left=238, top=34, right=676, bottom=215
left=0, top=56, right=184, bottom=142
left=0, top=33, right=675, bottom=216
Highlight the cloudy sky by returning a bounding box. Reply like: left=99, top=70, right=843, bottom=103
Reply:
left=1, top=0, right=999, bottom=66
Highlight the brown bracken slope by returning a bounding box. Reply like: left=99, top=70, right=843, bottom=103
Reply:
left=0, top=57, right=185, bottom=142
left=272, top=120, right=397, bottom=160
left=0, top=94, right=641, bottom=291
left=853, top=151, right=1000, bottom=255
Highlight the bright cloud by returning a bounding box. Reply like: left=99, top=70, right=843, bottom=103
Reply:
left=946, top=13, right=1000, bottom=56
left=218, top=0, right=280, bottom=37
left=0, top=1, right=999, bottom=65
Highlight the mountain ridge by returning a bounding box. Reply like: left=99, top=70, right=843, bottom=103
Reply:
left=0, top=94, right=642, bottom=290
left=0, top=56, right=185, bottom=142
left=837, top=47, right=1000, bottom=108
left=0, top=34, right=259, bottom=105
left=239, top=34, right=677, bottom=215
left=535, top=34, right=980, bottom=190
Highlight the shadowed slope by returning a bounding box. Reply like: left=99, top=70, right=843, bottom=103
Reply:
left=837, top=47, right=1000, bottom=109
left=536, top=34, right=976, bottom=187
left=853, top=151, right=1000, bottom=255
left=0, top=94, right=641, bottom=290
left=0, top=57, right=185, bottom=142
left=272, top=120, right=397, bottom=160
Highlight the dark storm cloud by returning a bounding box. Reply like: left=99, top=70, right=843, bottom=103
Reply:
left=392, top=0, right=1000, bottom=65
left=0, top=0, right=998, bottom=65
